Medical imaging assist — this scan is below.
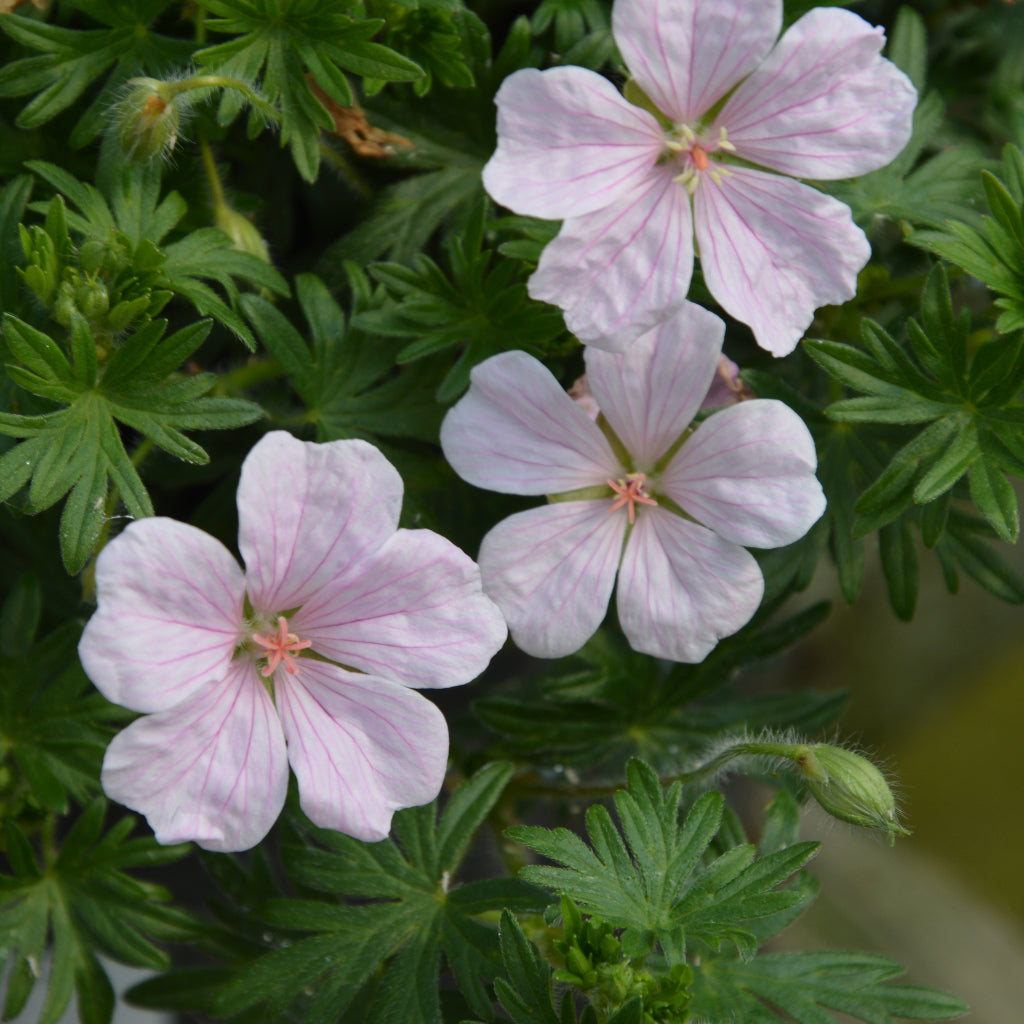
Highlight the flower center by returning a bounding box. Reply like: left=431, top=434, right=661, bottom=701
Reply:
left=666, top=125, right=736, bottom=193
left=607, top=473, right=658, bottom=524
left=251, top=616, right=312, bottom=677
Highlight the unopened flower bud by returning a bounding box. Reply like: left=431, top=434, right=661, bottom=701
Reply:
left=215, top=205, right=272, bottom=265
left=115, top=78, right=181, bottom=161
left=797, top=744, right=909, bottom=839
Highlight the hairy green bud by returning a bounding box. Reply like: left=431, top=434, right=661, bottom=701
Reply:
left=115, top=78, right=181, bottom=161
left=797, top=744, right=909, bottom=839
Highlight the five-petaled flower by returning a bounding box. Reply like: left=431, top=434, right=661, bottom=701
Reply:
left=440, top=303, right=826, bottom=661
left=482, top=0, right=916, bottom=357
left=78, top=432, right=507, bottom=852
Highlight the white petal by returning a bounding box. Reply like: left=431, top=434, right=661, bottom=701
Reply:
left=584, top=303, right=725, bottom=466
left=482, top=67, right=665, bottom=220
left=294, top=528, right=507, bottom=688
left=79, top=518, right=244, bottom=714
left=478, top=502, right=626, bottom=659
left=101, top=660, right=288, bottom=852
left=694, top=167, right=869, bottom=356
left=237, top=432, right=402, bottom=615
left=440, top=350, right=620, bottom=495
left=613, top=0, right=782, bottom=122
left=717, top=8, right=916, bottom=180
left=617, top=507, right=764, bottom=662
left=530, top=167, right=694, bottom=352
left=661, top=399, right=826, bottom=548
left=277, top=661, right=448, bottom=843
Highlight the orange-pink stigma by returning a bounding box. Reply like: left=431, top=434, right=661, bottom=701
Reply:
left=252, top=616, right=312, bottom=677
left=691, top=144, right=710, bottom=171
left=608, top=473, right=658, bottom=524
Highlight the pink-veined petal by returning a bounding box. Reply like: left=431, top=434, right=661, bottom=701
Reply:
left=440, top=351, right=620, bottom=495
left=661, top=399, right=826, bottom=548
left=584, top=303, right=724, bottom=466
left=617, top=506, right=763, bottom=662
left=716, top=8, right=916, bottom=180
left=294, top=528, right=506, bottom=689
left=694, top=167, right=869, bottom=356
left=613, top=0, right=782, bottom=123
left=478, top=502, right=626, bottom=659
left=482, top=67, right=665, bottom=220
left=238, top=432, right=403, bottom=615
left=101, top=660, right=288, bottom=852
left=529, top=167, right=693, bottom=352
left=277, top=661, right=448, bottom=842
left=79, top=518, right=244, bottom=714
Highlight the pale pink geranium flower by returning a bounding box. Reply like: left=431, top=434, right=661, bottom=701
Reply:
left=440, top=303, right=825, bottom=661
left=483, top=0, right=916, bottom=356
left=78, top=432, right=507, bottom=852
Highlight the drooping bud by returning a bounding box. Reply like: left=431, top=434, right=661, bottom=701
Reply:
left=114, top=78, right=181, bottom=161
left=796, top=744, right=909, bottom=840
left=215, top=205, right=272, bottom=266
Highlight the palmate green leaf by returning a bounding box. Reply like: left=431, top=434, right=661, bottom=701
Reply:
left=691, top=951, right=968, bottom=1024
left=0, top=583, right=125, bottom=814
left=508, top=762, right=817, bottom=966
left=356, top=202, right=566, bottom=401
left=476, top=606, right=841, bottom=776
left=0, top=799, right=195, bottom=1024
left=195, top=0, right=423, bottom=181
left=0, top=0, right=194, bottom=148
left=209, top=764, right=548, bottom=1024
left=913, top=145, right=1024, bottom=333
left=805, top=265, right=1024, bottom=547
left=242, top=268, right=442, bottom=444
left=0, top=315, right=263, bottom=573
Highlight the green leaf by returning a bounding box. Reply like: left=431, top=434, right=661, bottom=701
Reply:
left=691, top=951, right=968, bottom=1024
left=203, top=765, right=537, bottom=1020
left=879, top=518, right=919, bottom=621
left=0, top=801, right=194, bottom=1024
left=243, top=268, right=442, bottom=443
left=0, top=572, right=42, bottom=659
left=968, top=456, right=1020, bottom=542
left=1, top=316, right=262, bottom=572
left=492, top=911, right=562, bottom=1024
left=197, top=0, right=423, bottom=180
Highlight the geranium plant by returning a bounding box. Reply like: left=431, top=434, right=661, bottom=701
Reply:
left=1, top=0, right=1020, bottom=1021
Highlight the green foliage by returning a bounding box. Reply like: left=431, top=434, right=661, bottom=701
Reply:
left=203, top=764, right=548, bottom=1023
left=475, top=606, right=843, bottom=774
left=21, top=159, right=289, bottom=347
left=356, top=202, right=567, bottom=401
left=0, top=799, right=195, bottom=1024
left=508, top=761, right=819, bottom=965
left=0, top=314, right=263, bottom=572
left=0, top=575, right=124, bottom=819
left=321, top=12, right=529, bottom=267
left=196, top=0, right=424, bottom=181
left=364, top=0, right=478, bottom=96
left=805, top=266, right=1024, bottom=545
left=0, top=0, right=194, bottom=147
left=691, top=952, right=968, bottom=1024
left=242, top=267, right=442, bottom=444
left=914, top=144, right=1024, bottom=333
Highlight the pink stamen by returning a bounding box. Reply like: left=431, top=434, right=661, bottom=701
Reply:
left=608, top=473, right=658, bottom=524
left=252, top=616, right=312, bottom=677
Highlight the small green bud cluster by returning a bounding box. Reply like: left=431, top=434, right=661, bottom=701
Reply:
left=18, top=195, right=172, bottom=341
left=552, top=897, right=693, bottom=1023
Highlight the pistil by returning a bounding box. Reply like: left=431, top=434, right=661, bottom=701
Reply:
left=252, top=616, right=312, bottom=677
